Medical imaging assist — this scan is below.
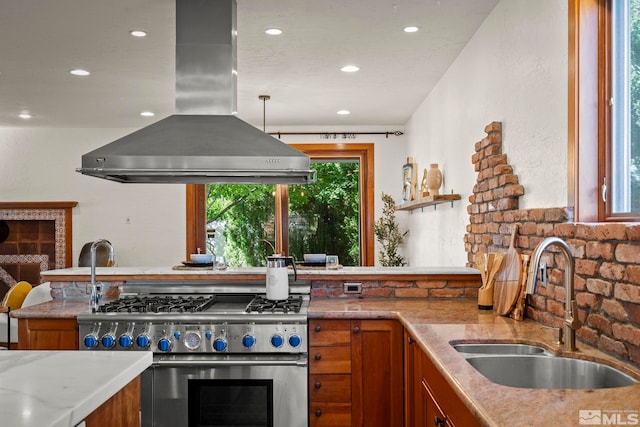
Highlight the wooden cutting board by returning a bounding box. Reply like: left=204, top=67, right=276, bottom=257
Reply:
left=510, top=254, right=531, bottom=321
left=494, top=225, right=521, bottom=315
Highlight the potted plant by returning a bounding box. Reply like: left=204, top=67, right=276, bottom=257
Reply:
left=374, top=192, right=408, bottom=266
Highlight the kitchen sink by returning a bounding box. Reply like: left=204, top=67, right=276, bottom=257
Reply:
left=452, top=343, right=549, bottom=356
left=451, top=342, right=638, bottom=389
left=464, top=355, right=637, bottom=389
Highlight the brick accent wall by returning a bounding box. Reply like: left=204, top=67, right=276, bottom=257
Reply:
left=50, top=281, right=122, bottom=300
left=466, top=121, right=640, bottom=368
left=310, top=278, right=481, bottom=299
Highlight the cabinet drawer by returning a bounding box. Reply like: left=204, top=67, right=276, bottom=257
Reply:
left=309, top=402, right=351, bottom=427
left=309, top=374, right=351, bottom=402
left=309, top=345, right=351, bottom=374
left=309, top=319, right=351, bottom=346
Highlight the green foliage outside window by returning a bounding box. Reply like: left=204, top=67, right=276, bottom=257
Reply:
left=205, top=184, right=275, bottom=267
left=205, top=161, right=360, bottom=267
left=288, top=161, right=360, bottom=266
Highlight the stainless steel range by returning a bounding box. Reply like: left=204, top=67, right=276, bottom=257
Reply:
left=77, top=281, right=310, bottom=427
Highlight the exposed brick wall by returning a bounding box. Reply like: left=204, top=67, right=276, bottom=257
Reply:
left=50, top=281, right=123, bottom=299
left=466, top=121, right=640, bottom=368
left=310, top=279, right=481, bottom=299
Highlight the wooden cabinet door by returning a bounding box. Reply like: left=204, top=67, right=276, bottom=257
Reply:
left=309, top=319, right=351, bottom=346
left=309, top=319, right=353, bottom=426
left=310, top=374, right=351, bottom=402
left=404, top=331, right=426, bottom=427
left=18, top=318, right=78, bottom=350
left=84, top=377, right=141, bottom=427
left=309, top=402, right=352, bottom=427
left=420, top=349, right=480, bottom=427
left=351, top=319, right=403, bottom=427
left=422, top=379, right=449, bottom=427
left=309, top=345, right=351, bottom=374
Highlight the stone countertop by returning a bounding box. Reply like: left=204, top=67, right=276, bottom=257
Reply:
left=11, top=300, right=91, bottom=319
left=0, top=350, right=152, bottom=427
left=309, top=298, right=640, bottom=427
left=14, top=296, right=637, bottom=425
left=41, top=266, right=479, bottom=281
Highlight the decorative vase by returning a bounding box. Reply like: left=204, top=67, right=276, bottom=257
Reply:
left=420, top=168, right=429, bottom=198
left=426, top=163, right=442, bottom=196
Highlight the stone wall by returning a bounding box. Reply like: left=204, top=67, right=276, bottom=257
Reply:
left=466, top=122, right=640, bottom=367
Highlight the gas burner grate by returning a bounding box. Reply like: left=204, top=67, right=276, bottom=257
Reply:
left=97, top=295, right=216, bottom=313
left=245, top=295, right=303, bottom=314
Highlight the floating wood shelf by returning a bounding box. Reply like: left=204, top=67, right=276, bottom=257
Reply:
left=396, top=194, right=461, bottom=211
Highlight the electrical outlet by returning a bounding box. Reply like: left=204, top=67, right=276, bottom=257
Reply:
left=343, top=282, right=362, bottom=294
left=539, top=263, right=548, bottom=286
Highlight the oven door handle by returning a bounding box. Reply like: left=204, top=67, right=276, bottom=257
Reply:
left=152, top=357, right=308, bottom=368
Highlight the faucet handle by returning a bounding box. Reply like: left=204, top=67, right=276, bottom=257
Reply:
left=541, top=325, right=563, bottom=346
left=567, top=300, right=582, bottom=330
left=85, top=282, right=103, bottom=294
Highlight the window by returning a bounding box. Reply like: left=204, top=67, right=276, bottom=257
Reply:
left=611, top=0, right=640, bottom=214
left=185, top=143, right=375, bottom=265
left=570, top=0, right=640, bottom=221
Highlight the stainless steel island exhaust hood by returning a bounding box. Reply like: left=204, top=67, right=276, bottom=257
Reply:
left=77, top=0, right=315, bottom=184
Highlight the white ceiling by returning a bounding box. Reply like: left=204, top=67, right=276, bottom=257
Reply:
left=0, top=0, right=498, bottom=129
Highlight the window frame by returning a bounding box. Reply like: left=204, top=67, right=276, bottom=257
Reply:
left=185, top=142, right=375, bottom=265
left=570, top=0, right=640, bottom=221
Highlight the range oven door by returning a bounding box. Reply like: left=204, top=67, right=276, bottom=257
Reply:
left=142, top=354, right=308, bottom=427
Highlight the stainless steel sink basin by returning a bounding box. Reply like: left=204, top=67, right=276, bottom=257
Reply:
left=452, top=343, right=549, bottom=355
left=465, top=355, right=637, bottom=389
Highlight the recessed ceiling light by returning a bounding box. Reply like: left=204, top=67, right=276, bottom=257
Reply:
left=130, top=30, right=147, bottom=37
left=340, top=65, right=360, bottom=73
left=337, top=110, right=350, bottom=115
left=70, top=69, right=90, bottom=76
left=140, top=111, right=155, bottom=117
left=403, top=26, right=419, bottom=33
left=265, top=28, right=283, bottom=35
left=18, top=113, right=32, bottom=119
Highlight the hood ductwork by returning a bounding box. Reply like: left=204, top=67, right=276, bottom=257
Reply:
left=77, top=0, right=315, bottom=184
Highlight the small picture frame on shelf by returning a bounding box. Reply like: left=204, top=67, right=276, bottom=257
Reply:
left=401, top=157, right=417, bottom=203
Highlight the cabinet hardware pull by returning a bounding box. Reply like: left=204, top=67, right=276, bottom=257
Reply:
left=314, top=353, right=322, bottom=361
left=315, top=325, right=321, bottom=332
left=408, top=336, right=414, bottom=344
left=315, top=409, right=322, bottom=417
left=314, top=382, right=321, bottom=389
left=434, top=416, right=445, bottom=427
left=353, top=326, right=360, bottom=334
